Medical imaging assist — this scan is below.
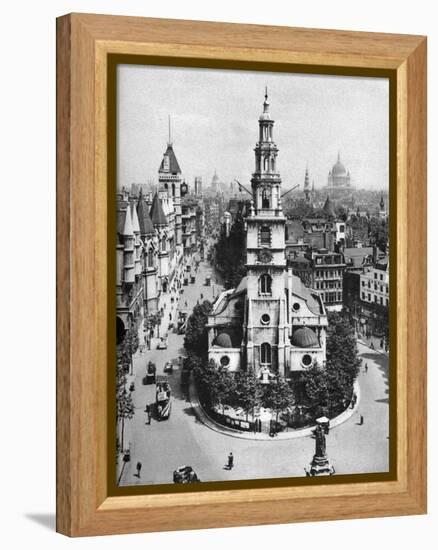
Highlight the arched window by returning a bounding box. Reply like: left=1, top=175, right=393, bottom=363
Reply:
left=161, top=236, right=166, bottom=252
left=260, top=225, right=271, bottom=246
left=262, top=188, right=270, bottom=208
left=147, top=248, right=154, bottom=268
left=261, top=343, right=271, bottom=365
left=259, top=274, right=272, bottom=295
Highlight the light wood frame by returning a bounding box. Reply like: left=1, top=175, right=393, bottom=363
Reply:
left=56, top=13, right=427, bottom=536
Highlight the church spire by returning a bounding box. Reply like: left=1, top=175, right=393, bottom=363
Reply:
left=168, top=115, right=172, bottom=145
left=251, top=89, right=282, bottom=214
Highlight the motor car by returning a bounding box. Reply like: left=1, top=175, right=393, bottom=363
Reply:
left=157, top=336, right=168, bottom=349
left=173, top=465, right=200, bottom=484
left=163, top=361, right=173, bottom=373
left=143, top=361, right=156, bottom=385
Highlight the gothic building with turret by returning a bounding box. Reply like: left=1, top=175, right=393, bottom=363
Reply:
left=116, top=129, right=204, bottom=345
left=207, top=92, right=328, bottom=381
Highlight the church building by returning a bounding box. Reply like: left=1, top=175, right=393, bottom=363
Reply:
left=207, top=91, right=328, bottom=381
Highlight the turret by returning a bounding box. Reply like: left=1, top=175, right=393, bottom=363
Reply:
left=122, top=204, right=135, bottom=284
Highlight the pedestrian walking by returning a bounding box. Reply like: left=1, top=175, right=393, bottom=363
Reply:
left=136, top=461, right=142, bottom=478
left=359, top=415, right=364, bottom=425
left=364, top=363, right=368, bottom=373
left=227, top=452, right=234, bottom=470
left=185, top=300, right=188, bottom=307
left=200, top=293, right=203, bottom=300
left=145, top=404, right=151, bottom=424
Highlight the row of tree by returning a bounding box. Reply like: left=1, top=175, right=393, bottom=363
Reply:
left=187, top=309, right=361, bottom=426
left=116, top=326, right=138, bottom=453
left=195, top=361, right=294, bottom=426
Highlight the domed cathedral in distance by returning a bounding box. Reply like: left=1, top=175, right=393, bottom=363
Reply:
left=322, top=152, right=354, bottom=203
left=207, top=90, right=328, bottom=383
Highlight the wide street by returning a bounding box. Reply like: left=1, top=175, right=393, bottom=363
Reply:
left=118, top=259, right=389, bottom=487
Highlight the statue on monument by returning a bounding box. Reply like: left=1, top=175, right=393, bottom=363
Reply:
left=314, top=424, right=327, bottom=458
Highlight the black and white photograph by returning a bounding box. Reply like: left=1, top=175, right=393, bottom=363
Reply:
left=115, top=64, right=390, bottom=487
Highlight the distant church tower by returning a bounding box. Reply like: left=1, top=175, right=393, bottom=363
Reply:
left=245, top=89, right=288, bottom=374
left=379, top=193, right=387, bottom=219
left=158, top=116, right=182, bottom=245
left=303, top=165, right=311, bottom=204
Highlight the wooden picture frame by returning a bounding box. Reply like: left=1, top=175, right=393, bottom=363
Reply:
left=56, top=13, right=427, bottom=536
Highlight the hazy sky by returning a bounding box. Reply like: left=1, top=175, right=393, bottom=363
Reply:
left=117, top=64, right=389, bottom=192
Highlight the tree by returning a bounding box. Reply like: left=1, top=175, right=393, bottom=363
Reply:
left=301, top=312, right=361, bottom=419
left=184, top=300, right=212, bottom=357
left=215, top=367, right=236, bottom=414
left=194, top=359, right=236, bottom=414
left=368, top=217, right=388, bottom=252
left=116, top=352, right=135, bottom=452
left=303, top=360, right=329, bottom=416
left=233, top=370, right=263, bottom=421
left=320, top=311, right=361, bottom=416
left=262, top=376, right=294, bottom=425
left=121, top=326, right=139, bottom=375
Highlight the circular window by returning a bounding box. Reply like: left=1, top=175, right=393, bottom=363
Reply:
left=260, top=314, right=270, bottom=325
left=220, top=355, right=230, bottom=367
left=292, top=302, right=301, bottom=311
left=302, top=354, right=312, bottom=367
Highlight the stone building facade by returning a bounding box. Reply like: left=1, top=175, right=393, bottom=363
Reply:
left=207, top=92, right=327, bottom=381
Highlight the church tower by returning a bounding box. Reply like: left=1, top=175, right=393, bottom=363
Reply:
left=304, top=165, right=311, bottom=203
left=158, top=116, right=182, bottom=246
left=245, top=89, right=289, bottom=376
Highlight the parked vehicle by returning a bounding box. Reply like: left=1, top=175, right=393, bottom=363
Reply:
left=143, top=361, right=156, bottom=385
left=157, top=336, right=168, bottom=350
left=164, top=361, right=173, bottom=374
left=156, top=380, right=172, bottom=420
left=173, top=466, right=200, bottom=484
left=177, top=312, right=188, bottom=334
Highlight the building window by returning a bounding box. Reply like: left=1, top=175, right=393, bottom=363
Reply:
left=261, top=342, right=272, bottom=365
left=292, top=302, right=301, bottom=311
left=161, top=237, right=166, bottom=252
left=302, top=354, right=312, bottom=367
left=220, top=355, right=230, bottom=367
left=261, top=188, right=270, bottom=208
left=259, top=273, right=272, bottom=295
left=260, top=314, right=270, bottom=325
left=362, top=292, right=365, bottom=300
left=260, top=225, right=271, bottom=246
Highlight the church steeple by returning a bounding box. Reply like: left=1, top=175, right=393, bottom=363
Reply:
left=246, top=91, right=286, bottom=273
left=304, top=164, right=311, bottom=203
left=251, top=90, right=282, bottom=215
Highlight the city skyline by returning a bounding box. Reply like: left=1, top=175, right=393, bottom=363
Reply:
left=117, top=64, right=389, bottom=193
